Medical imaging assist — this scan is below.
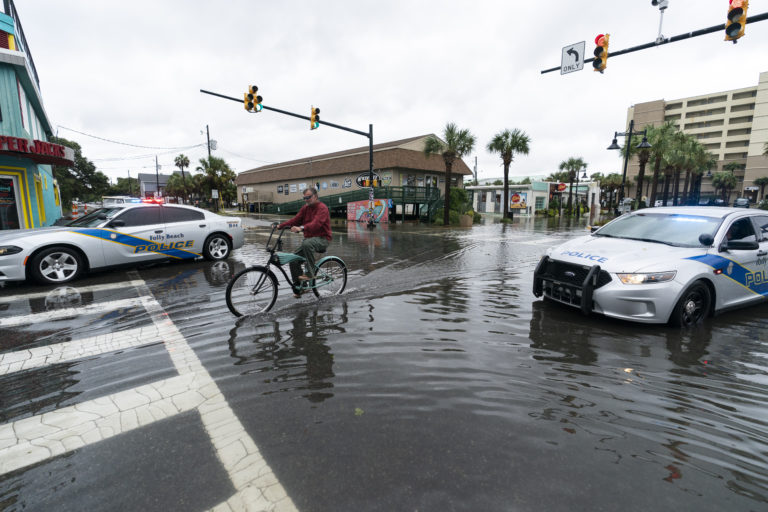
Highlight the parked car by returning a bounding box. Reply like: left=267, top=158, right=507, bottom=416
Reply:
left=733, top=197, right=750, bottom=208
left=533, top=207, right=768, bottom=326
left=0, top=202, right=244, bottom=285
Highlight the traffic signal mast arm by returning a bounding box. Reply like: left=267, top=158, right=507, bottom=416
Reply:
left=541, top=10, right=768, bottom=74
left=201, top=89, right=369, bottom=137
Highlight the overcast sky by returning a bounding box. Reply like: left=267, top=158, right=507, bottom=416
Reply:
left=16, top=0, right=768, bottom=184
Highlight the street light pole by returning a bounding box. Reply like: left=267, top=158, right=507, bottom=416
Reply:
left=607, top=119, right=651, bottom=212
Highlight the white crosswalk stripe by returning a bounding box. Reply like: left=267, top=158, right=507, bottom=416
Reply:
left=0, top=325, right=162, bottom=376
left=0, top=297, right=146, bottom=328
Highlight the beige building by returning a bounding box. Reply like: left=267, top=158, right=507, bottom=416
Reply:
left=626, top=70, right=768, bottom=203
left=235, top=134, right=472, bottom=207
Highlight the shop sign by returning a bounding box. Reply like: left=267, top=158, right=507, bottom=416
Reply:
left=0, top=136, right=74, bottom=165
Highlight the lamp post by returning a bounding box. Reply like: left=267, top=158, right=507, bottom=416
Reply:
left=575, top=167, right=588, bottom=218
left=607, top=119, right=651, bottom=211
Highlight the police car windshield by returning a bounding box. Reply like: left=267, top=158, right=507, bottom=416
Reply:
left=67, top=207, right=124, bottom=227
left=595, top=213, right=720, bottom=247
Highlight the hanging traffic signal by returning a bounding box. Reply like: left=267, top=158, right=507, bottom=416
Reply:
left=310, top=107, right=320, bottom=130
left=725, top=0, right=748, bottom=42
left=244, top=85, right=263, bottom=112
left=593, top=34, right=609, bottom=73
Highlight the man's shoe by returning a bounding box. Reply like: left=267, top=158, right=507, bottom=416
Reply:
left=297, top=275, right=312, bottom=281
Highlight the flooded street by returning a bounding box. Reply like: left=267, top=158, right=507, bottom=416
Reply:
left=2, top=216, right=768, bottom=511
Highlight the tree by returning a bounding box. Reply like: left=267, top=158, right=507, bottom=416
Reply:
left=50, top=136, right=110, bottom=206
left=712, top=171, right=738, bottom=202
left=545, top=171, right=570, bottom=182
left=486, top=128, right=531, bottom=219
left=558, top=157, right=586, bottom=214
left=109, top=176, right=139, bottom=197
left=645, top=122, right=677, bottom=207
left=754, top=176, right=768, bottom=201
left=424, top=123, right=476, bottom=225
left=164, top=173, right=187, bottom=202
left=196, top=156, right=236, bottom=210
left=174, top=154, right=190, bottom=203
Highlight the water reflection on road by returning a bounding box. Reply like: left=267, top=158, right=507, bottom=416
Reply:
left=210, top=217, right=768, bottom=511
left=2, top=215, right=767, bottom=511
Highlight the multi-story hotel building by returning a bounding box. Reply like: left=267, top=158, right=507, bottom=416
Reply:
left=626, top=70, right=768, bottom=203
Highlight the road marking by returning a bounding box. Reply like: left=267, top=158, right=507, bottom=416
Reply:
left=0, top=280, right=146, bottom=303
left=133, top=277, right=297, bottom=512
left=0, top=274, right=296, bottom=511
left=0, top=297, right=146, bottom=328
left=0, top=325, right=162, bottom=376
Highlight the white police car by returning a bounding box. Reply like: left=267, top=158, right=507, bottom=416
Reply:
left=0, top=202, right=245, bottom=285
left=533, top=207, right=768, bottom=326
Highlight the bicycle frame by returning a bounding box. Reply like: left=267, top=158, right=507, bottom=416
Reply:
left=263, top=227, right=338, bottom=293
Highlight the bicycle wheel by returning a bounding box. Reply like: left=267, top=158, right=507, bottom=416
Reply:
left=312, top=257, right=347, bottom=298
left=226, top=266, right=278, bottom=316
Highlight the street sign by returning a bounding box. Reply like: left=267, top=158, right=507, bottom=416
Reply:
left=211, top=189, right=219, bottom=199
left=561, top=41, right=585, bottom=75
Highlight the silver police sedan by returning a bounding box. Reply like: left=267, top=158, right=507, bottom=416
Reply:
left=0, top=202, right=245, bottom=285
left=533, top=207, right=768, bottom=326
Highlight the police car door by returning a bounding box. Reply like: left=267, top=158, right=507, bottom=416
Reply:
left=717, top=216, right=761, bottom=309
left=160, top=205, right=206, bottom=259
left=102, top=205, right=166, bottom=264
left=749, top=214, right=768, bottom=296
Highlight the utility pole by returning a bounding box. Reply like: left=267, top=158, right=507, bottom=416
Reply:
left=155, top=156, right=160, bottom=200
left=206, top=125, right=211, bottom=159
left=474, top=156, right=478, bottom=184
left=128, top=170, right=132, bottom=197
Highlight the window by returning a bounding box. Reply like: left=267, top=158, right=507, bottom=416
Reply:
left=162, top=206, right=204, bottom=223
left=114, top=206, right=163, bottom=227
left=751, top=216, right=768, bottom=242
left=726, top=218, right=756, bottom=242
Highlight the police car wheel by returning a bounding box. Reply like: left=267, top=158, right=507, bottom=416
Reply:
left=669, top=281, right=711, bottom=327
left=203, top=234, right=231, bottom=261
left=30, top=246, right=83, bottom=285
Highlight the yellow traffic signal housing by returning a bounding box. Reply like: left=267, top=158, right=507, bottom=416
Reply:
left=244, top=85, right=262, bottom=112
left=593, top=33, right=609, bottom=73
left=310, top=107, right=320, bottom=130
left=725, top=0, right=748, bottom=42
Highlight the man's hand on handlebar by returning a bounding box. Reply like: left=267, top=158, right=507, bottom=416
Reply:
left=289, top=226, right=303, bottom=233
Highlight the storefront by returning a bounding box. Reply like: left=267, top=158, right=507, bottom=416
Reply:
left=0, top=136, right=74, bottom=230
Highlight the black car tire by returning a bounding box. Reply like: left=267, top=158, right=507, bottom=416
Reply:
left=669, top=281, right=711, bottom=327
left=203, top=234, right=231, bottom=261
left=29, top=246, right=84, bottom=285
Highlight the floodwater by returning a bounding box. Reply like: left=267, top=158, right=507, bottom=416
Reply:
left=1, top=215, right=768, bottom=511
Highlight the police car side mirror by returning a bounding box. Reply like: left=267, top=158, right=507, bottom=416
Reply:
left=109, top=219, right=126, bottom=228
left=698, top=233, right=714, bottom=246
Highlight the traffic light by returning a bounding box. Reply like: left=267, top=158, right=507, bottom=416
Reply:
left=244, top=85, right=263, bottom=112
left=725, top=0, right=748, bottom=42
left=310, top=107, right=320, bottom=130
left=593, top=34, right=609, bottom=73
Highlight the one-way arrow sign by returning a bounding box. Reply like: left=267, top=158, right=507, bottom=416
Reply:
left=561, top=41, right=585, bottom=75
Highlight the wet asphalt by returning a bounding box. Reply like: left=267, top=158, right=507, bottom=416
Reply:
left=1, top=214, right=767, bottom=512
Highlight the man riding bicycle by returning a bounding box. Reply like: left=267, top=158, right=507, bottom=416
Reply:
left=275, top=187, right=332, bottom=297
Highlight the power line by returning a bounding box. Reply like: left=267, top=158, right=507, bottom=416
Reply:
left=56, top=125, right=203, bottom=150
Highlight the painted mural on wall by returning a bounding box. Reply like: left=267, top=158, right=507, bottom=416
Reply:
left=347, top=199, right=389, bottom=224
left=510, top=192, right=527, bottom=209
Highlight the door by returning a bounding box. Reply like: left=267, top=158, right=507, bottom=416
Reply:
left=102, top=205, right=166, bottom=264
left=0, top=175, right=23, bottom=230
left=160, top=205, right=207, bottom=258
left=717, top=216, right=761, bottom=309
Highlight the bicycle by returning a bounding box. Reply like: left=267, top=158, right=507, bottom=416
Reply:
left=225, top=225, right=347, bottom=317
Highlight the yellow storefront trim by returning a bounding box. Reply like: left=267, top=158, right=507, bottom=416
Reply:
left=0, top=166, right=32, bottom=229
left=34, top=174, right=45, bottom=223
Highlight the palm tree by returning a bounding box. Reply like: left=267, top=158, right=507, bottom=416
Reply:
left=424, top=123, right=476, bottom=225
left=558, top=157, right=586, bottom=214
left=174, top=154, right=190, bottom=203
left=646, top=122, right=677, bottom=207
left=486, top=128, right=531, bottom=219
left=196, top=156, right=234, bottom=211
left=754, top=176, right=768, bottom=201
left=712, top=171, right=738, bottom=203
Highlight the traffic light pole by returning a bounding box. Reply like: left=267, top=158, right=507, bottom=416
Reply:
left=541, top=11, right=768, bottom=74
left=199, top=89, right=374, bottom=181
